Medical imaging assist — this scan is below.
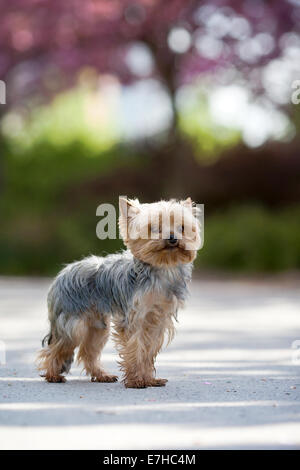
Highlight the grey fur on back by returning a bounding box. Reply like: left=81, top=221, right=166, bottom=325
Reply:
left=47, top=250, right=192, bottom=328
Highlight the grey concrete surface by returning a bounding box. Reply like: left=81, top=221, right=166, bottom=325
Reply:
left=0, top=276, right=300, bottom=449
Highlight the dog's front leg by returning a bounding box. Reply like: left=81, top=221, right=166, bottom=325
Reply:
left=113, top=306, right=173, bottom=388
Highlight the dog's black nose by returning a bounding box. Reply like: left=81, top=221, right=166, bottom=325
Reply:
left=168, top=234, right=178, bottom=245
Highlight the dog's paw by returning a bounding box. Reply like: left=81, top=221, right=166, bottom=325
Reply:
left=124, top=379, right=147, bottom=388
left=124, top=377, right=168, bottom=388
left=91, top=374, right=118, bottom=383
left=148, top=378, right=168, bottom=387
left=45, top=375, right=66, bottom=383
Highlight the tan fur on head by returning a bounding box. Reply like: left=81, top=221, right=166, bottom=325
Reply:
left=119, top=197, right=201, bottom=267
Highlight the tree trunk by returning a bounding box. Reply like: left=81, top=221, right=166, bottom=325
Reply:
left=143, top=38, right=201, bottom=198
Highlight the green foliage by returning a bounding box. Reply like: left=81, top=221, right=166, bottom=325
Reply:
left=3, top=86, right=118, bottom=152
left=196, top=205, right=300, bottom=272
left=0, top=138, right=135, bottom=276
left=1, top=87, right=299, bottom=275
left=178, top=87, right=241, bottom=162
left=0, top=87, right=144, bottom=274
left=2, top=152, right=300, bottom=275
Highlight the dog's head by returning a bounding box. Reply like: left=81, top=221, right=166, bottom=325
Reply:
left=119, top=197, right=202, bottom=267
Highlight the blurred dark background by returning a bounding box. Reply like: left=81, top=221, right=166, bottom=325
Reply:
left=0, top=0, right=300, bottom=276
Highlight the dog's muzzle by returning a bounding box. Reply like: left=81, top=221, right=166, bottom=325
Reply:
left=166, top=234, right=179, bottom=247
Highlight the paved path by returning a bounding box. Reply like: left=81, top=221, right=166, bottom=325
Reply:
left=0, top=276, right=300, bottom=449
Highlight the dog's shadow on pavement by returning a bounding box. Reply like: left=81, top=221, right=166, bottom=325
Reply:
left=1, top=278, right=300, bottom=450
left=1, top=353, right=299, bottom=430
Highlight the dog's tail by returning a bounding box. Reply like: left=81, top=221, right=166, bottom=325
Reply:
left=41, top=331, right=52, bottom=348
left=38, top=326, right=74, bottom=375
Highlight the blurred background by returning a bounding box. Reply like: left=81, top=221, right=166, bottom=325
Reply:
left=0, top=0, right=300, bottom=276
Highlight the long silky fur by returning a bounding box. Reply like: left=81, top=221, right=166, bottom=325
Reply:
left=46, top=251, right=192, bottom=330
left=38, top=197, right=200, bottom=386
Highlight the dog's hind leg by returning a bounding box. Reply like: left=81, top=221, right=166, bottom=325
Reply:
left=37, top=336, right=75, bottom=383
left=77, top=316, right=118, bottom=383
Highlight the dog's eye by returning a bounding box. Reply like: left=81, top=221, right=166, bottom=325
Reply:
left=177, top=225, right=184, bottom=234
left=151, top=225, right=161, bottom=234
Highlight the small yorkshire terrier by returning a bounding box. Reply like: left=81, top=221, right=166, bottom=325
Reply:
left=37, top=197, right=201, bottom=388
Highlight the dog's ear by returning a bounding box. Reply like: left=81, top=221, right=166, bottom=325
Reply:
left=181, top=197, right=200, bottom=218
left=181, top=197, right=192, bottom=209
left=119, top=197, right=140, bottom=219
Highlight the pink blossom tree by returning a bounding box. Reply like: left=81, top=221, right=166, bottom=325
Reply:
left=1, top=0, right=299, bottom=125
